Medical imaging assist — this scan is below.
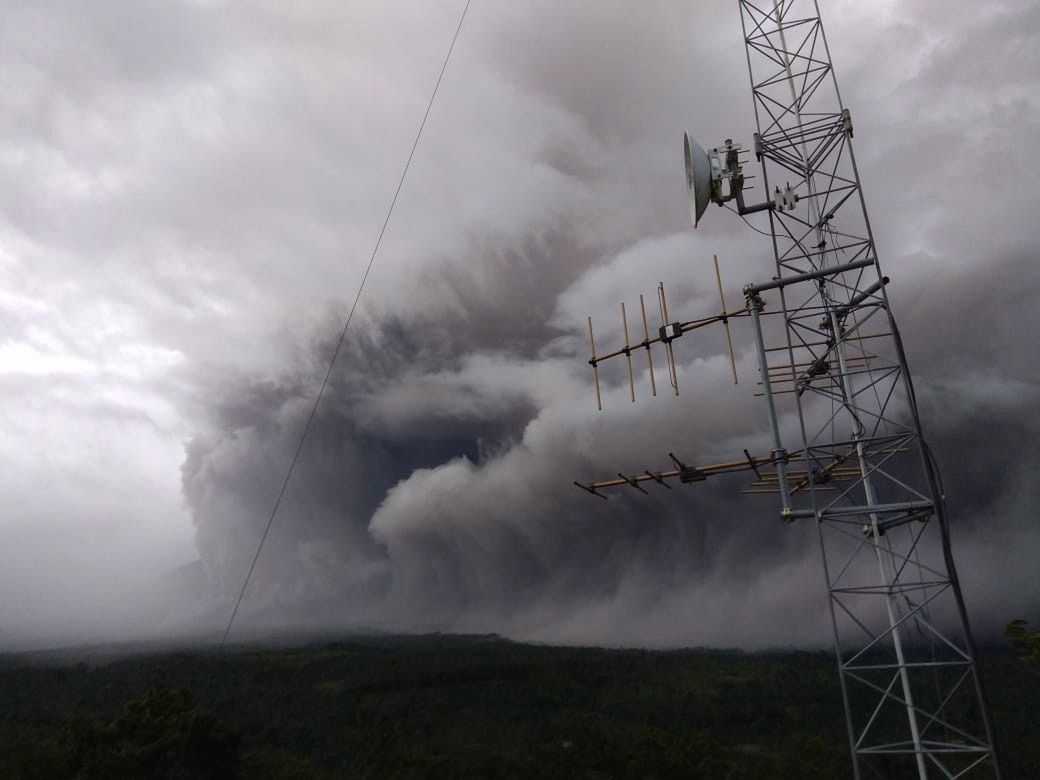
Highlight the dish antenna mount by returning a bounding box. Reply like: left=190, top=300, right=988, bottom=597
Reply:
left=684, top=132, right=797, bottom=227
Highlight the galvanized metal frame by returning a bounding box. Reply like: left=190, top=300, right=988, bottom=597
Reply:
left=737, top=1, right=999, bottom=776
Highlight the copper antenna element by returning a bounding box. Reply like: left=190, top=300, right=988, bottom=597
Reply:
left=645, top=470, right=671, bottom=488
left=639, top=294, right=657, bottom=397
left=714, top=255, right=738, bottom=385
left=573, top=480, right=607, bottom=500
left=587, top=316, right=602, bottom=411
left=657, top=282, right=679, bottom=395
left=618, top=472, right=649, bottom=494
left=621, top=302, right=635, bottom=402
left=761, top=332, right=891, bottom=353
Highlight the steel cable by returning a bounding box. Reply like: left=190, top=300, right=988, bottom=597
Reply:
left=219, top=0, right=474, bottom=650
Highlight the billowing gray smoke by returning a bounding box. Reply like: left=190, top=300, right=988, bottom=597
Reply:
left=182, top=243, right=1040, bottom=648
left=179, top=0, right=1040, bottom=648
left=2, top=0, right=1030, bottom=650
left=3, top=1, right=1038, bottom=653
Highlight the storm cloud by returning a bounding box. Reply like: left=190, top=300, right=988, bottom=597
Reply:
left=1, top=0, right=1038, bottom=649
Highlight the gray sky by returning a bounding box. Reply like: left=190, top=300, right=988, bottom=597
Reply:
left=1, top=0, right=1038, bottom=650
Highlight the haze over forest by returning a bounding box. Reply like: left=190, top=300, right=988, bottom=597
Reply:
left=1, top=0, right=1039, bottom=651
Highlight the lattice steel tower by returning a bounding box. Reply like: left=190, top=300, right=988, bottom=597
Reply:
left=574, top=2, right=1001, bottom=777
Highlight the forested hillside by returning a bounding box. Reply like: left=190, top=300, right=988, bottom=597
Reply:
left=2, top=635, right=1036, bottom=778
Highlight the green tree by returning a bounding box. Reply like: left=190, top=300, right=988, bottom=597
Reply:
left=1006, top=620, right=1040, bottom=662
left=60, top=683, right=240, bottom=779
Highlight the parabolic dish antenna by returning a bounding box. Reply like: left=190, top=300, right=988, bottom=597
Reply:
left=684, top=132, right=713, bottom=227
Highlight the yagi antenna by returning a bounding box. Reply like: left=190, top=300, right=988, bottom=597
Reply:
left=584, top=258, right=743, bottom=410
left=574, top=448, right=806, bottom=497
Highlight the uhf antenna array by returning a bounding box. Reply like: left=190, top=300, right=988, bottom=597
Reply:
left=584, top=255, right=741, bottom=412
left=574, top=2, right=1000, bottom=777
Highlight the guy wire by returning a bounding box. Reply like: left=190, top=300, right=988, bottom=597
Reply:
left=218, top=0, right=474, bottom=650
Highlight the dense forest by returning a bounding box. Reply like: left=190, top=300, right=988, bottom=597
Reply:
left=2, top=634, right=1037, bottom=778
